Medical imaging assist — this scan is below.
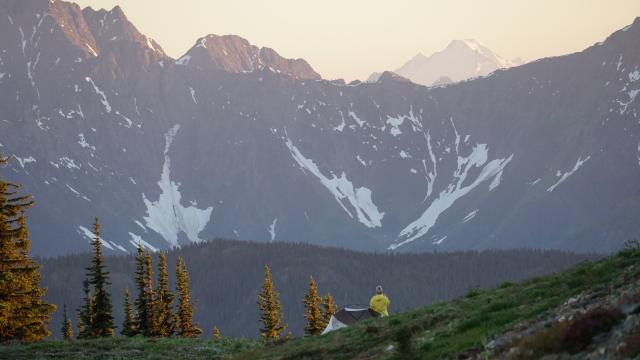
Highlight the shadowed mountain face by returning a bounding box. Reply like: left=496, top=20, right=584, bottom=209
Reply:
left=0, top=0, right=639, bottom=256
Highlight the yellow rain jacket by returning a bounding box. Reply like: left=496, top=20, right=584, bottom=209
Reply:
left=370, top=293, right=390, bottom=316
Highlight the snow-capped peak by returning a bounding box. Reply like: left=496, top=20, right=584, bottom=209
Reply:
left=370, top=39, right=521, bottom=86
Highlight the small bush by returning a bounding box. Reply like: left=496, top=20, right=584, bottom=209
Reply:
left=487, top=300, right=516, bottom=313
left=499, top=282, right=514, bottom=289
left=395, top=326, right=415, bottom=355
left=457, top=313, right=490, bottom=332
left=561, top=307, right=623, bottom=353
left=513, top=321, right=569, bottom=359
left=623, top=239, right=640, bottom=251
left=618, top=327, right=640, bottom=357
left=566, top=277, right=585, bottom=290
left=364, top=325, right=380, bottom=334
left=465, top=288, right=482, bottom=298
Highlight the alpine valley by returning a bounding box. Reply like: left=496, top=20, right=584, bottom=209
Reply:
left=1, top=0, right=639, bottom=257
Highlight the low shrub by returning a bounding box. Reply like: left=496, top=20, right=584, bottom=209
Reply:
left=513, top=321, right=569, bottom=359
left=561, top=306, right=623, bottom=353
left=465, top=288, right=481, bottom=298
left=499, top=282, right=514, bottom=289
left=618, top=327, right=640, bottom=358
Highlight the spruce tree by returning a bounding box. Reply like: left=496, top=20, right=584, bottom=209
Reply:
left=133, top=243, right=147, bottom=336
left=155, top=251, right=175, bottom=337
left=303, top=276, right=324, bottom=336
left=85, top=217, right=115, bottom=337
left=120, top=288, right=136, bottom=337
left=212, top=325, right=221, bottom=340
left=77, top=279, right=93, bottom=339
left=61, top=304, right=73, bottom=340
left=175, top=257, right=201, bottom=337
left=257, top=265, right=286, bottom=341
left=322, top=294, right=337, bottom=327
left=0, top=155, right=55, bottom=342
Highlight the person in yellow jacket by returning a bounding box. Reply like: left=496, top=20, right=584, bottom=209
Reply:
left=369, top=285, right=390, bottom=316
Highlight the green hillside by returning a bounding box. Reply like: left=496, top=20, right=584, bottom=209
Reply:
left=241, top=246, right=640, bottom=359
left=1, top=247, right=639, bottom=359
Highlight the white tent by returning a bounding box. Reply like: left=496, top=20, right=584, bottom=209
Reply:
left=322, top=306, right=381, bottom=335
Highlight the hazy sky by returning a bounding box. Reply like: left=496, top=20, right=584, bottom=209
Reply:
left=73, top=0, right=640, bottom=81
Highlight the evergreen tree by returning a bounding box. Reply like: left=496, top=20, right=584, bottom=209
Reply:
left=120, top=288, right=136, bottom=337
left=0, top=154, right=55, bottom=342
left=85, top=217, right=115, bottom=337
left=76, top=279, right=93, bottom=339
left=133, top=243, right=147, bottom=336
left=155, top=251, right=175, bottom=337
left=75, top=310, right=85, bottom=340
left=257, top=265, right=286, bottom=341
left=144, top=252, right=158, bottom=336
left=61, top=304, right=73, bottom=340
left=212, top=325, right=221, bottom=340
left=303, top=276, right=324, bottom=336
left=175, top=257, right=201, bottom=337
left=322, top=294, right=337, bottom=327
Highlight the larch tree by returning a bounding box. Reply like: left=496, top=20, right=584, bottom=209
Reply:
left=211, top=325, right=221, bottom=340
left=61, top=304, right=73, bottom=340
left=155, top=251, right=175, bottom=337
left=303, top=276, right=324, bottom=336
left=120, top=288, right=136, bottom=337
left=0, top=155, right=55, bottom=342
left=175, top=257, right=201, bottom=337
left=322, top=294, right=337, bottom=327
left=257, top=265, right=286, bottom=341
left=85, top=217, right=115, bottom=337
left=144, top=251, right=158, bottom=336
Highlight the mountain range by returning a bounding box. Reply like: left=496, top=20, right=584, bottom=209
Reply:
left=1, top=0, right=639, bottom=256
left=367, top=39, right=524, bottom=86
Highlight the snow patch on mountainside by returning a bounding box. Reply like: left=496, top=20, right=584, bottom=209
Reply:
left=284, top=135, right=384, bottom=228
left=142, top=125, right=214, bottom=246
left=268, top=218, right=278, bottom=242
left=128, top=232, right=158, bottom=252
left=85, top=77, right=112, bottom=113
left=463, top=210, right=478, bottom=222
left=547, top=156, right=591, bottom=192
left=66, top=184, right=91, bottom=202
left=176, top=55, right=191, bottom=65
left=78, top=225, right=127, bottom=253
left=390, top=145, right=513, bottom=250
left=14, top=155, right=36, bottom=168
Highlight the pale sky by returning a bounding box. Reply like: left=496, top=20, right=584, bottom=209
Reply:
left=72, top=0, right=640, bottom=81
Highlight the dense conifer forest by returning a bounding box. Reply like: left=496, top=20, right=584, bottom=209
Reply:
left=40, top=239, right=594, bottom=338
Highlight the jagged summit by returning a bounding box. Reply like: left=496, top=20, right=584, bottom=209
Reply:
left=176, top=34, right=320, bottom=80
left=81, top=5, right=165, bottom=57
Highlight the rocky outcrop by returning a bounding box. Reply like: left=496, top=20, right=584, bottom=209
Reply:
left=478, top=257, right=640, bottom=359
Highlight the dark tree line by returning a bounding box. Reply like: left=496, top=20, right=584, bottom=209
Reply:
left=41, top=239, right=595, bottom=338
